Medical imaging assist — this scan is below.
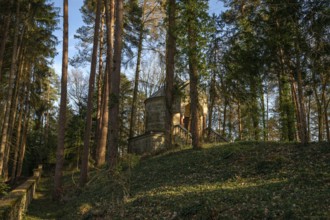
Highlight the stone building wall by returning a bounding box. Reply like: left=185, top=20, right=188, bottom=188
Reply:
left=128, top=132, right=165, bottom=155
left=145, top=95, right=181, bottom=132
left=129, top=82, right=211, bottom=155
left=145, top=97, right=166, bottom=132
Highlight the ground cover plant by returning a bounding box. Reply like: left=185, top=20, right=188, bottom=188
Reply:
left=25, top=142, right=330, bottom=219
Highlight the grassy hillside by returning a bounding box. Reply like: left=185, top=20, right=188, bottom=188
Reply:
left=25, top=142, right=330, bottom=219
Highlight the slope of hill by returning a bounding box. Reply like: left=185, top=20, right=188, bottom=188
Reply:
left=25, top=142, right=330, bottom=219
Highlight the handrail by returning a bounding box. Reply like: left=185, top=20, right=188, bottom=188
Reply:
left=0, top=165, right=43, bottom=220
left=173, top=125, right=192, bottom=145
left=173, top=125, right=191, bottom=137
left=204, top=127, right=228, bottom=143
left=172, top=126, right=227, bottom=144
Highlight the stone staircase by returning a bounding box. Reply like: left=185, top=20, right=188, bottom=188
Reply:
left=204, top=127, right=228, bottom=143
left=0, top=165, right=43, bottom=220
left=173, top=125, right=192, bottom=145
left=173, top=125, right=228, bottom=146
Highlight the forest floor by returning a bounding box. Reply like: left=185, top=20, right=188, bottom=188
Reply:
left=25, top=142, right=330, bottom=219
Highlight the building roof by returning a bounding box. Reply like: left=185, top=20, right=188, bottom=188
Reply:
left=149, top=86, right=165, bottom=98
left=148, top=76, right=189, bottom=99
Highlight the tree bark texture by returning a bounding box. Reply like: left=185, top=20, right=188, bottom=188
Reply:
left=108, top=0, right=124, bottom=168
left=164, top=0, right=176, bottom=150
left=207, top=72, right=216, bottom=140
left=53, top=0, right=68, bottom=200
left=237, top=101, right=242, bottom=140
left=129, top=0, right=146, bottom=140
left=0, top=0, right=14, bottom=82
left=3, top=56, right=24, bottom=180
left=80, top=0, right=102, bottom=186
left=96, top=0, right=114, bottom=166
left=222, top=99, right=227, bottom=136
left=10, top=104, right=23, bottom=184
left=95, top=7, right=105, bottom=159
left=16, top=64, right=32, bottom=178
left=187, top=0, right=201, bottom=149
left=324, top=99, right=330, bottom=142
left=0, top=0, right=20, bottom=177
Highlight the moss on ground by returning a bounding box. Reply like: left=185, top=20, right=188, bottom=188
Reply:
left=25, top=142, right=330, bottom=219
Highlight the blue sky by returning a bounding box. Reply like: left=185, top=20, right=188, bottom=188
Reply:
left=52, top=0, right=84, bottom=74
left=51, top=0, right=225, bottom=76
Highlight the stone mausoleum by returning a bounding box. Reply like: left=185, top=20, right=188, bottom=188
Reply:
left=128, top=80, right=209, bottom=155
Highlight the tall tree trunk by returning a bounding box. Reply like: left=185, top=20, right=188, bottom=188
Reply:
left=95, top=7, right=105, bottom=160
left=261, top=85, right=267, bottom=141
left=16, top=64, right=32, bottom=178
left=228, top=102, right=232, bottom=140
left=251, top=99, right=259, bottom=141
left=249, top=79, right=260, bottom=141
left=164, top=0, right=176, bottom=150
left=294, top=59, right=308, bottom=144
left=187, top=0, right=201, bottom=149
left=278, top=70, right=295, bottom=141
left=0, top=0, right=20, bottom=176
left=292, top=13, right=308, bottom=144
left=108, top=0, right=124, bottom=168
left=320, top=75, right=329, bottom=142
left=296, top=80, right=308, bottom=143
left=3, top=27, right=28, bottom=179
left=10, top=104, right=23, bottom=184
left=129, top=0, right=146, bottom=140
left=0, top=103, right=6, bottom=135
left=291, top=80, right=302, bottom=141
left=313, top=87, right=323, bottom=141
left=237, top=100, right=242, bottom=140
left=53, top=0, right=68, bottom=200
left=222, top=99, right=227, bottom=136
left=324, top=98, right=330, bottom=142
left=307, top=95, right=311, bottom=142
left=96, top=65, right=109, bottom=166
left=266, top=82, right=269, bottom=141
left=96, top=0, right=114, bottom=166
left=80, top=0, right=102, bottom=186
left=207, top=72, right=216, bottom=140
left=16, top=115, right=28, bottom=178
left=0, top=0, right=14, bottom=82
left=3, top=56, right=24, bottom=180
left=217, top=106, right=222, bottom=132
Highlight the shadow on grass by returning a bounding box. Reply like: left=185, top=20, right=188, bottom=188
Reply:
left=131, top=143, right=277, bottom=194
left=24, top=175, right=74, bottom=220
left=24, top=142, right=330, bottom=219
left=130, top=141, right=329, bottom=195
left=122, top=179, right=330, bottom=219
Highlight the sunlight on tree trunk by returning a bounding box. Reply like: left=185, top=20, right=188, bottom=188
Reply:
left=108, top=0, right=124, bottom=168
left=187, top=0, right=201, bottom=150
left=0, top=0, right=21, bottom=177
left=80, top=0, right=102, bottom=186
left=53, top=0, right=68, bottom=200
left=164, top=0, right=176, bottom=150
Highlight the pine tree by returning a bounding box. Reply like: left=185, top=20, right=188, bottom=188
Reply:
left=53, top=0, right=68, bottom=200
left=108, top=0, right=124, bottom=168
left=80, top=0, right=102, bottom=186
left=164, top=0, right=176, bottom=149
left=179, top=0, right=209, bottom=149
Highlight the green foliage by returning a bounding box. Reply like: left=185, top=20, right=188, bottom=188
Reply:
left=115, top=154, right=141, bottom=173
left=64, top=106, right=86, bottom=169
left=176, top=0, right=211, bottom=80
left=118, top=74, right=133, bottom=151
left=0, top=178, right=9, bottom=196
left=214, top=0, right=330, bottom=141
